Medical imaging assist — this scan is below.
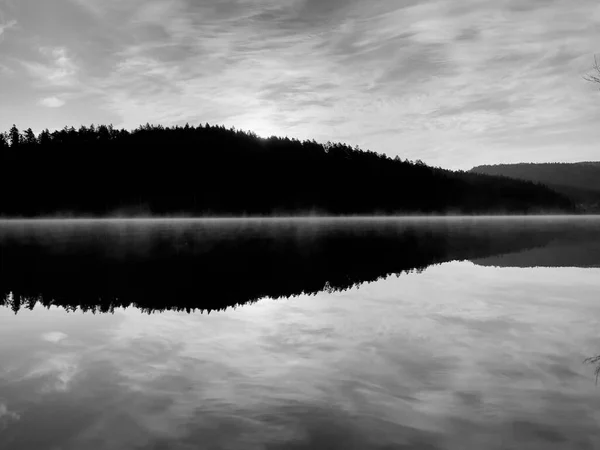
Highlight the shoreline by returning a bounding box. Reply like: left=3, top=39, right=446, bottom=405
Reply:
left=1, top=214, right=599, bottom=223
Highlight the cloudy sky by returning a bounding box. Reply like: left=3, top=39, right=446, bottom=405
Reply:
left=0, top=0, right=598, bottom=168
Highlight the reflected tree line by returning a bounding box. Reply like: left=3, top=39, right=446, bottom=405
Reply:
left=0, top=123, right=573, bottom=216
left=1, top=219, right=593, bottom=315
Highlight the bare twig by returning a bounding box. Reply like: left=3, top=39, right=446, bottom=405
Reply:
left=583, top=56, right=600, bottom=85
left=584, top=355, right=600, bottom=385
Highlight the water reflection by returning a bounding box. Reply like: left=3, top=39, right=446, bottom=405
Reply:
left=1, top=218, right=600, bottom=449
left=2, top=217, right=599, bottom=314
left=1, top=260, right=599, bottom=449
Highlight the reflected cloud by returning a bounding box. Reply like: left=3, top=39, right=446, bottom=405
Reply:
left=41, top=331, right=69, bottom=344
left=0, top=403, right=20, bottom=430
left=21, top=353, right=79, bottom=393
left=1, top=255, right=600, bottom=448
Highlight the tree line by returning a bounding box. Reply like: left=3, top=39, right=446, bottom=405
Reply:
left=0, top=123, right=574, bottom=216
left=471, top=162, right=600, bottom=212
left=1, top=219, right=575, bottom=314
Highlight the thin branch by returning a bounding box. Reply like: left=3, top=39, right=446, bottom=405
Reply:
left=583, top=56, right=600, bottom=85
left=584, top=355, right=600, bottom=385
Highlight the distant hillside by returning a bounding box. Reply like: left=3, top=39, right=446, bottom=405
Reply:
left=472, top=222, right=600, bottom=268
left=0, top=123, right=574, bottom=216
left=470, top=162, right=600, bottom=212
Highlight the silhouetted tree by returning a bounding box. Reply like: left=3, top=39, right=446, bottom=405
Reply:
left=0, top=122, right=574, bottom=216
left=22, top=128, right=37, bottom=145
left=97, top=124, right=110, bottom=142
left=38, top=129, right=51, bottom=146
left=8, top=124, right=19, bottom=148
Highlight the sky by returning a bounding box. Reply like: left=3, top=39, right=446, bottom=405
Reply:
left=0, top=0, right=598, bottom=169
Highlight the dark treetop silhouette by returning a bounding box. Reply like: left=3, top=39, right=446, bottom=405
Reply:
left=0, top=123, right=573, bottom=216
left=471, top=162, right=600, bottom=212
left=2, top=218, right=598, bottom=315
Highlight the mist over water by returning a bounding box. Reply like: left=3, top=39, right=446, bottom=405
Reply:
left=1, top=217, right=599, bottom=449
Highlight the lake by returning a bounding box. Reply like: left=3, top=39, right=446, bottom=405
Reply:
left=1, top=217, right=600, bottom=449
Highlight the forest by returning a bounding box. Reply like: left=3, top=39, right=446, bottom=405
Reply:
left=0, top=123, right=574, bottom=216
left=471, top=162, right=600, bottom=212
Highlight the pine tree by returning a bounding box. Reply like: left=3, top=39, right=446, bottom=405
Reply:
left=22, top=128, right=37, bottom=145
left=0, top=132, right=8, bottom=149
left=9, top=124, right=20, bottom=148
left=38, top=129, right=51, bottom=146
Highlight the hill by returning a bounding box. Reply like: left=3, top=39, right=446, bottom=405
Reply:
left=0, top=123, right=574, bottom=216
left=470, top=162, right=600, bottom=212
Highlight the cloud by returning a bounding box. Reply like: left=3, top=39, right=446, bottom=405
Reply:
left=22, top=47, right=78, bottom=88
left=0, top=18, right=16, bottom=41
left=39, top=96, right=66, bottom=108
left=22, top=353, right=79, bottom=392
left=42, top=331, right=69, bottom=342
left=0, top=402, right=20, bottom=430
left=1, top=0, right=600, bottom=166
left=0, top=63, right=14, bottom=75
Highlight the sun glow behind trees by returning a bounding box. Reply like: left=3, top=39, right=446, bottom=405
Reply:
left=0, top=122, right=574, bottom=216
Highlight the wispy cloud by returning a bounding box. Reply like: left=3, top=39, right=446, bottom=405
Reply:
left=21, top=47, right=78, bottom=88
left=0, top=63, right=14, bottom=75
left=21, top=351, right=79, bottom=393
left=0, top=402, right=20, bottom=430
left=0, top=18, right=16, bottom=42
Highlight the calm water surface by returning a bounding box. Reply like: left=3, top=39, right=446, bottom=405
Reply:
left=1, top=217, right=600, bottom=449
